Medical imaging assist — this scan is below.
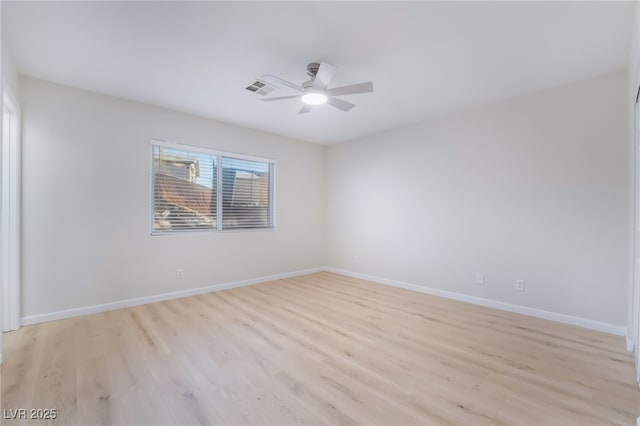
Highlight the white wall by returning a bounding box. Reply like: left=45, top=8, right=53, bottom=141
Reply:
left=327, top=70, right=629, bottom=327
left=20, top=76, right=326, bottom=318
left=2, top=43, right=18, bottom=100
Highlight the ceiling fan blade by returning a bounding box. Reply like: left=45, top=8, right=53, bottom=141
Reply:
left=325, top=81, right=373, bottom=97
left=299, top=105, right=312, bottom=114
left=261, top=95, right=301, bottom=102
left=327, top=97, right=356, bottom=112
left=312, top=62, right=337, bottom=90
left=260, top=74, right=303, bottom=92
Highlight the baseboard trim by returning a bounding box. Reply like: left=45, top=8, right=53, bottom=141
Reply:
left=19, top=266, right=629, bottom=338
left=20, top=267, right=324, bottom=326
left=325, top=267, right=627, bottom=337
left=626, top=330, right=635, bottom=353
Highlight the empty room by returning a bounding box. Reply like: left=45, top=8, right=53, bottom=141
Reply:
left=2, top=1, right=640, bottom=425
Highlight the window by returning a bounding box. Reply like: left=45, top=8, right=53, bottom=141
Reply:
left=151, top=140, right=274, bottom=234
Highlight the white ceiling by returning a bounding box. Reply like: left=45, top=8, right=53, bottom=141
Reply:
left=2, top=1, right=634, bottom=145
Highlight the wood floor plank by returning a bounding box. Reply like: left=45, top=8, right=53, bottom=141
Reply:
left=76, top=356, right=125, bottom=426
left=2, top=272, right=639, bottom=425
left=108, top=352, right=175, bottom=426
left=29, top=319, right=78, bottom=426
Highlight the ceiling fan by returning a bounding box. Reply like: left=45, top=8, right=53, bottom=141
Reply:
left=260, top=62, right=373, bottom=114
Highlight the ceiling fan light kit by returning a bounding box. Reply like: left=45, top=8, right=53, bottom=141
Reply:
left=301, top=92, right=327, bottom=105
left=259, top=62, right=373, bottom=114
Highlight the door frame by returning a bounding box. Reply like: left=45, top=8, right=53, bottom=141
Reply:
left=2, top=82, right=21, bottom=332
left=628, top=96, right=640, bottom=384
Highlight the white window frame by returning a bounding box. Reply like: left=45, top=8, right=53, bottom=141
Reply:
left=149, top=139, right=276, bottom=235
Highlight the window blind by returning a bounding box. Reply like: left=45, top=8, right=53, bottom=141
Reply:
left=151, top=141, right=274, bottom=234
left=222, top=156, right=273, bottom=229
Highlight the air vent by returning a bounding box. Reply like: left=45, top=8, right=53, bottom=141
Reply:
left=245, top=79, right=276, bottom=96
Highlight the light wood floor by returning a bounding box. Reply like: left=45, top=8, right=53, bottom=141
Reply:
left=2, top=272, right=639, bottom=425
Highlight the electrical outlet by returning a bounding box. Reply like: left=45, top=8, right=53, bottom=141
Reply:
left=516, top=279, right=525, bottom=291
left=476, top=273, right=485, bottom=284
left=177, top=268, right=184, bottom=279
left=354, top=256, right=360, bottom=264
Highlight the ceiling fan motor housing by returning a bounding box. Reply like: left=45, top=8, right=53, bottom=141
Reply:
left=302, top=62, right=322, bottom=89
left=306, top=62, right=321, bottom=77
